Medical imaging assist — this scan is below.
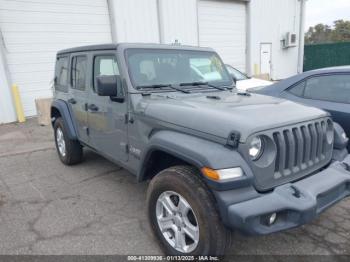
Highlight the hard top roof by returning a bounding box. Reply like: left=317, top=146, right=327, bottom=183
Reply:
left=57, top=43, right=214, bottom=55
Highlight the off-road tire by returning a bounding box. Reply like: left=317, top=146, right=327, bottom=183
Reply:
left=147, top=165, right=231, bottom=256
left=54, top=117, right=83, bottom=165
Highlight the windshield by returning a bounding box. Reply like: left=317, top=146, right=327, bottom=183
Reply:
left=225, top=65, right=248, bottom=81
left=126, top=49, right=232, bottom=89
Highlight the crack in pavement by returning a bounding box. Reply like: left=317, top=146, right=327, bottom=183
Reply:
left=0, top=147, right=55, bottom=159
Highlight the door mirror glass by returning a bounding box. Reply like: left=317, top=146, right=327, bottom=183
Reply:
left=96, top=75, right=123, bottom=99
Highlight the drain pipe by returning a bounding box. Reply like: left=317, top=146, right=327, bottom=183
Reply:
left=297, top=0, right=307, bottom=73
left=0, top=29, right=17, bottom=123
left=106, top=0, right=117, bottom=42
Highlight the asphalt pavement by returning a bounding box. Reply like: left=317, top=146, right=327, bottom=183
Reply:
left=0, top=118, right=349, bottom=255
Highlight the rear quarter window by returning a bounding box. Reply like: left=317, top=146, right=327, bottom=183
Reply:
left=287, top=81, right=306, bottom=97
left=304, top=74, right=350, bottom=103
left=55, top=56, right=69, bottom=92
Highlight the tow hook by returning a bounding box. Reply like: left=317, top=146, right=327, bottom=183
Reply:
left=342, top=162, right=350, bottom=171
left=290, top=185, right=301, bottom=198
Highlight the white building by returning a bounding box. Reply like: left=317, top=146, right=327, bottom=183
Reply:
left=0, top=0, right=306, bottom=124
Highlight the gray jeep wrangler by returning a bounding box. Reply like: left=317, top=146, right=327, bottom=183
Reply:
left=51, top=43, right=350, bottom=255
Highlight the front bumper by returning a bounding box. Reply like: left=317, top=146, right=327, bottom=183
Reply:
left=215, top=156, right=350, bottom=235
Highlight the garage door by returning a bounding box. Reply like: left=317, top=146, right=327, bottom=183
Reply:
left=198, top=0, right=246, bottom=72
left=0, top=0, right=112, bottom=117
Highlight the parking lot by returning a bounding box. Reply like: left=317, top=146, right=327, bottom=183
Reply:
left=0, top=118, right=349, bottom=255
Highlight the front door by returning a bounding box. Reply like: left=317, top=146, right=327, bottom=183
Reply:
left=87, top=53, right=128, bottom=162
left=68, top=54, right=89, bottom=143
left=260, top=43, right=272, bottom=77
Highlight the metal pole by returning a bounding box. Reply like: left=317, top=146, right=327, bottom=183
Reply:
left=246, top=0, right=252, bottom=76
left=0, top=28, right=17, bottom=123
left=156, top=0, right=165, bottom=44
left=297, top=0, right=307, bottom=73
left=106, top=0, right=118, bottom=42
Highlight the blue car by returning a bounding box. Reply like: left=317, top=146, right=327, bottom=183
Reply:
left=250, top=66, right=350, bottom=148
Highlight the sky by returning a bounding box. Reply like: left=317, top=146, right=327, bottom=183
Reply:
left=306, top=0, right=350, bottom=29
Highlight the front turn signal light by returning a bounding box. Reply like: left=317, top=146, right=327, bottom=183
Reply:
left=201, top=167, right=243, bottom=181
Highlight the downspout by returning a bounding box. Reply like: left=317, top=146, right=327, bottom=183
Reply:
left=297, top=0, right=306, bottom=73
left=106, top=0, right=118, bottom=42
left=246, top=0, right=252, bottom=76
left=156, top=0, right=165, bottom=44
left=0, top=29, right=16, bottom=123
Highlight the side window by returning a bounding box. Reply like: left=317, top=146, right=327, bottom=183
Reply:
left=93, top=55, right=119, bottom=91
left=55, top=56, right=69, bottom=92
left=287, top=81, right=306, bottom=97
left=71, top=56, right=87, bottom=91
left=304, top=74, right=350, bottom=103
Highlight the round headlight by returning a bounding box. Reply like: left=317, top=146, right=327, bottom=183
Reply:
left=249, top=136, right=263, bottom=160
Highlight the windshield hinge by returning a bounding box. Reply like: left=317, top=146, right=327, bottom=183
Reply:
left=226, top=131, right=241, bottom=149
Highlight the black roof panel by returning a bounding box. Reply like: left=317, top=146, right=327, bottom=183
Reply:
left=57, top=43, right=214, bottom=55
left=57, top=44, right=118, bottom=55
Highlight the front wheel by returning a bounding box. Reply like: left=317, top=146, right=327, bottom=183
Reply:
left=146, top=166, right=231, bottom=255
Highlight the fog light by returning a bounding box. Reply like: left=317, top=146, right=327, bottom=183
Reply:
left=268, top=213, right=277, bottom=225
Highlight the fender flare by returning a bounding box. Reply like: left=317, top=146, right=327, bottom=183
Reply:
left=51, top=99, right=78, bottom=140
left=137, top=130, right=253, bottom=182
left=333, top=122, right=348, bottom=150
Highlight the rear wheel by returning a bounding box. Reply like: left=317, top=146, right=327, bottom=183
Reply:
left=54, top=117, right=83, bottom=165
left=147, top=165, right=231, bottom=255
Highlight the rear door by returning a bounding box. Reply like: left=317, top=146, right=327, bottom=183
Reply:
left=87, top=52, right=128, bottom=162
left=68, top=54, right=89, bottom=143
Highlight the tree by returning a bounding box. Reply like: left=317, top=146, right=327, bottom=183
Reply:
left=305, top=20, right=350, bottom=44
left=332, top=20, right=350, bottom=42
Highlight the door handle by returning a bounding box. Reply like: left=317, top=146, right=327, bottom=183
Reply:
left=68, top=98, right=77, bottom=104
left=88, top=104, right=99, bottom=112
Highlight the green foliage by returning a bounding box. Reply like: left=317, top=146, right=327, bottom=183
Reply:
left=305, top=20, right=350, bottom=44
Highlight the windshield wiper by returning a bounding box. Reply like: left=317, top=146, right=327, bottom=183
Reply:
left=136, top=84, right=190, bottom=94
left=179, top=81, right=230, bottom=91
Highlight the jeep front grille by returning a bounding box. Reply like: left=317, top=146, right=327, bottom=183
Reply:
left=273, top=120, right=329, bottom=178
left=243, top=117, right=333, bottom=191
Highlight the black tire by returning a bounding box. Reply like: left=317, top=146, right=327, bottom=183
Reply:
left=147, top=165, right=231, bottom=256
left=53, top=117, right=83, bottom=165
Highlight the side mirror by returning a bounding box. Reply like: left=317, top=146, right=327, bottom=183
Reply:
left=231, top=75, right=237, bottom=86
left=96, top=75, right=124, bottom=102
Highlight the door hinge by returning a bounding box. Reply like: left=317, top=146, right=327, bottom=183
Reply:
left=82, top=126, right=89, bottom=136
left=124, top=114, right=128, bottom=124
left=124, top=113, right=134, bottom=124
left=125, top=143, right=129, bottom=153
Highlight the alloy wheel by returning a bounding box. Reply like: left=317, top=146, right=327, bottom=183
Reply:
left=156, top=191, right=199, bottom=253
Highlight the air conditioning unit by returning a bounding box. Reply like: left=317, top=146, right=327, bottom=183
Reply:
left=282, top=32, right=297, bottom=48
